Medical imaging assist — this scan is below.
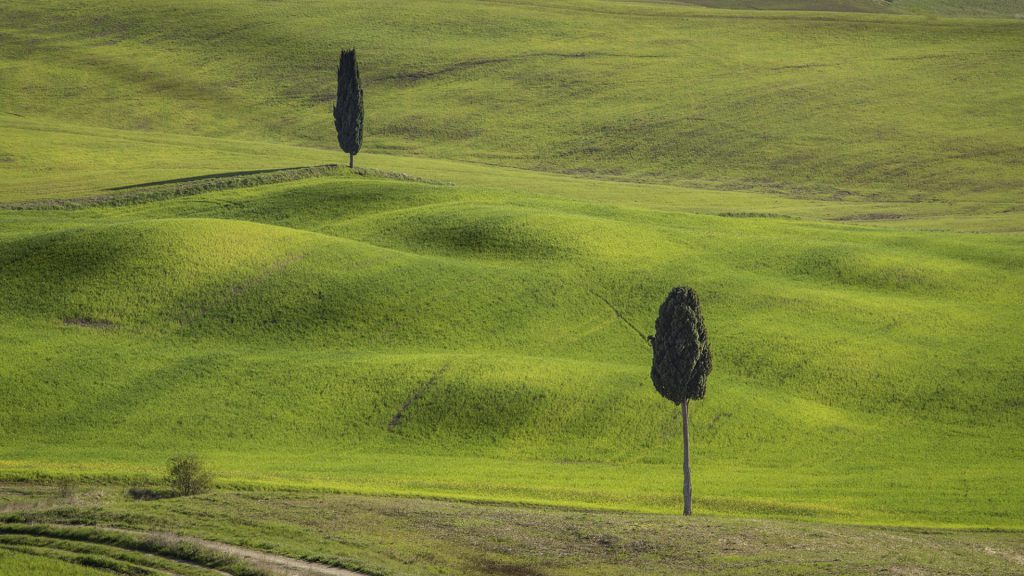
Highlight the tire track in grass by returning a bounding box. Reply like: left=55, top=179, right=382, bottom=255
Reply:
left=140, top=534, right=362, bottom=576
left=587, top=289, right=651, bottom=349
left=0, top=524, right=369, bottom=576
left=388, top=363, right=451, bottom=432
left=0, top=541, right=202, bottom=576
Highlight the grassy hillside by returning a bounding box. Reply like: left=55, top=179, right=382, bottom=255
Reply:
left=1, top=0, right=1023, bottom=533
left=2, top=169, right=1022, bottom=527
left=2, top=0, right=1023, bottom=202
left=0, top=116, right=339, bottom=202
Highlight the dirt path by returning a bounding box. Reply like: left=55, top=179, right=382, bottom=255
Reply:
left=99, top=526, right=367, bottom=576
left=184, top=536, right=363, bottom=576
left=983, top=545, right=1024, bottom=567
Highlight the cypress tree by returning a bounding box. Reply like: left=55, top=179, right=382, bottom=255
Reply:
left=649, top=286, right=713, bottom=515
left=334, top=49, right=363, bottom=169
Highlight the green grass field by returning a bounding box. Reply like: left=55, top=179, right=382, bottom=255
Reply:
left=1, top=0, right=1023, bottom=547
left=0, top=549, right=112, bottom=576
left=3, top=484, right=1023, bottom=576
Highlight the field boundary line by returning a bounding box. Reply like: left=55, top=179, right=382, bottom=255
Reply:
left=0, top=165, right=341, bottom=210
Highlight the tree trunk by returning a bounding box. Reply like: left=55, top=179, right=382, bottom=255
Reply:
left=683, top=399, right=692, bottom=516
left=349, top=153, right=354, bottom=169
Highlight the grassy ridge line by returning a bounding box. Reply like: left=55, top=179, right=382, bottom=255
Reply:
left=0, top=117, right=343, bottom=201
left=0, top=165, right=341, bottom=210
left=352, top=153, right=1024, bottom=232
left=0, top=164, right=448, bottom=210
left=3, top=117, right=1022, bottom=232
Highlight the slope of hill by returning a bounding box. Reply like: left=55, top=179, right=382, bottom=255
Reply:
left=2, top=0, right=1023, bottom=203
left=1, top=168, right=1022, bottom=527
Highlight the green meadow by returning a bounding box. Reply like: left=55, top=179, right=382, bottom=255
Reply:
left=0, top=549, right=111, bottom=576
left=4, top=0, right=1024, bottom=203
left=1, top=0, right=1023, bottom=537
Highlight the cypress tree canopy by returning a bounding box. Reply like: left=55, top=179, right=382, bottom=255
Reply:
left=334, top=49, right=363, bottom=157
left=649, top=287, right=712, bottom=405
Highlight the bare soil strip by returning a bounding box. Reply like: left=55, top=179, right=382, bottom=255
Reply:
left=106, top=527, right=366, bottom=576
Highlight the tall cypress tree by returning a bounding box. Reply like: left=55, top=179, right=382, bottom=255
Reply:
left=649, top=287, right=713, bottom=515
left=334, top=49, right=363, bottom=169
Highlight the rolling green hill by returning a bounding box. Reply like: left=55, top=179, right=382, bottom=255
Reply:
left=1, top=0, right=1023, bottom=531
left=2, top=168, right=1022, bottom=527
left=2, top=0, right=1023, bottom=203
